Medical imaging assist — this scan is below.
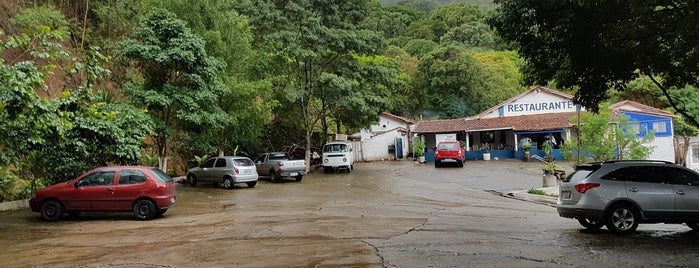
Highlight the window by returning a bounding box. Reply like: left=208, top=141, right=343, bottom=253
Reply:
left=77, top=171, right=116, bottom=187
left=693, top=145, right=699, bottom=163
left=201, top=158, right=215, bottom=168
left=149, top=168, right=173, bottom=183
left=233, top=158, right=254, bottom=166
left=118, top=170, right=147, bottom=185
left=653, top=121, right=667, bottom=133
left=667, top=167, right=699, bottom=186
left=215, top=158, right=227, bottom=168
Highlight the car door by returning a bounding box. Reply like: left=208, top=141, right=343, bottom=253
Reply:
left=71, top=170, right=117, bottom=211
left=212, top=158, right=228, bottom=180
left=621, top=166, right=675, bottom=219
left=113, top=169, right=149, bottom=211
left=667, top=167, right=699, bottom=221
left=255, top=154, right=269, bottom=175
left=198, top=158, right=216, bottom=182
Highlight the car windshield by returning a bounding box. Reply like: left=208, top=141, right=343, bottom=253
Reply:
left=323, top=144, right=348, bottom=153
left=438, top=143, right=458, bottom=150
left=150, top=168, right=174, bottom=183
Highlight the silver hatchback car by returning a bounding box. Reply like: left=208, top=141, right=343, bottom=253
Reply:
left=186, top=156, right=258, bottom=189
left=557, top=160, right=699, bottom=234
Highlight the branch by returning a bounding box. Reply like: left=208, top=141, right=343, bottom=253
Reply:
left=647, top=74, right=699, bottom=127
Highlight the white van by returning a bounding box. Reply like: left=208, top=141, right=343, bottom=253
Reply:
left=322, top=141, right=354, bottom=173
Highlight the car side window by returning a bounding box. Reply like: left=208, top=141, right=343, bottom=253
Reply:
left=603, top=166, right=658, bottom=183
left=77, top=171, right=116, bottom=187
left=118, top=170, right=147, bottom=185
left=256, top=154, right=266, bottom=162
left=215, top=158, right=228, bottom=168
left=201, top=158, right=215, bottom=168
left=668, top=168, right=699, bottom=186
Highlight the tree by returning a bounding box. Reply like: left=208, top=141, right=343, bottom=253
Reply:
left=1, top=6, right=153, bottom=200
left=561, top=104, right=654, bottom=162
left=144, top=0, right=277, bottom=159
left=490, top=1, right=699, bottom=127
left=237, top=0, right=388, bottom=171
left=414, top=45, right=485, bottom=118
left=118, top=9, right=229, bottom=172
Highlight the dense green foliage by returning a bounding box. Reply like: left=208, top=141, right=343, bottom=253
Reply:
left=490, top=1, right=699, bottom=128
left=561, top=104, right=654, bottom=162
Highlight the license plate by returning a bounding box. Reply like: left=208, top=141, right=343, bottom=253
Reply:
left=290, top=172, right=298, bottom=176
left=170, top=197, right=176, bottom=204
left=244, top=170, right=251, bottom=174
left=562, top=191, right=571, bottom=199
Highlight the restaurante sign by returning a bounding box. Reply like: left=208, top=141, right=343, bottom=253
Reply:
left=506, top=100, right=575, bottom=113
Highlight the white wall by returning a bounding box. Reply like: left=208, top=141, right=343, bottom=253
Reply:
left=361, top=129, right=406, bottom=161
left=648, top=136, right=674, bottom=162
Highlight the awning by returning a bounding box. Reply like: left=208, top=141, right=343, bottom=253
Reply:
left=514, top=130, right=564, bottom=135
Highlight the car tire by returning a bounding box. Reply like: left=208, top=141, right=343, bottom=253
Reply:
left=270, top=170, right=278, bottom=183
left=247, top=181, right=257, bottom=188
left=187, top=174, right=198, bottom=187
left=295, top=175, right=303, bottom=182
left=40, top=200, right=64, bottom=221
left=686, top=222, right=699, bottom=230
left=222, top=177, right=234, bottom=189
left=577, top=217, right=604, bottom=230
left=604, top=203, right=640, bottom=234
left=133, top=200, right=156, bottom=220
left=458, top=161, right=464, bottom=168
left=435, top=161, right=440, bottom=168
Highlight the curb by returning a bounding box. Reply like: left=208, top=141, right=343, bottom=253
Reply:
left=0, top=199, right=29, bottom=212
left=506, top=188, right=558, bottom=207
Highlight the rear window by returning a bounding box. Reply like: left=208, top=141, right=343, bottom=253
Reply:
left=562, top=164, right=600, bottom=182
left=149, top=168, right=174, bottom=183
left=438, top=143, right=459, bottom=150
left=269, top=154, right=290, bottom=161
left=233, top=158, right=254, bottom=166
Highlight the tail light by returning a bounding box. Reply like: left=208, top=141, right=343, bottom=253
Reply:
left=278, top=162, right=284, bottom=166
left=575, top=183, right=600, bottom=193
left=234, top=167, right=239, bottom=174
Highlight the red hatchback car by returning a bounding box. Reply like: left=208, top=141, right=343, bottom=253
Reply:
left=434, top=141, right=465, bottom=168
left=29, top=166, right=176, bottom=221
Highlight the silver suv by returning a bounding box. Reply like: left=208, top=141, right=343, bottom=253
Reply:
left=557, top=160, right=699, bottom=234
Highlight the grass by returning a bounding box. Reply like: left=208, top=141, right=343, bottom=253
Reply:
left=527, top=188, right=559, bottom=197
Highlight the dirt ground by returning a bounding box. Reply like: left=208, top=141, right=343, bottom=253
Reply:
left=1, top=160, right=698, bottom=267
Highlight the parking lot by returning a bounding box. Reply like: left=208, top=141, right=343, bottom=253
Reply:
left=0, top=160, right=698, bottom=267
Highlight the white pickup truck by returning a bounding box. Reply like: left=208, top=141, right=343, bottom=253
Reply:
left=254, top=152, right=306, bottom=182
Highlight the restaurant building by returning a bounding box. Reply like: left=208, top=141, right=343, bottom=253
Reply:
left=412, top=86, right=676, bottom=162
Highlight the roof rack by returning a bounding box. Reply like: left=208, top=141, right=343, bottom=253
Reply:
left=602, top=160, right=675, bottom=165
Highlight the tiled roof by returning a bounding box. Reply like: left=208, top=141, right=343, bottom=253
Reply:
left=610, top=100, right=677, bottom=118
left=413, top=112, right=577, bottom=134
left=381, top=112, right=415, bottom=124
left=471, top=86, right=575, bottom=119
left=413, top=118, right=467, bottom=133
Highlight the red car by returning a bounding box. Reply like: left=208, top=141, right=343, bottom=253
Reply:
left=434, top=141, right=465, bottom=168
left=29, top=166, right=176, bottom=221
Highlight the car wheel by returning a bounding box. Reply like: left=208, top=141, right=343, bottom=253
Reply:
left=247, top=181, right=257, bottom=188
left=434, top=161, right=440, bottom=168
left=40, top=200, right=64, bottom=221
left=270, top=170, right=278, bottom=183
left=133, top=200, right=156, bottom=220
left=187, top=174, right=198, bottom=187
left=686, top=222, right=699, bottom=230
left=458, top=161, right=464, bottom=168
left=605, top=203, right=640, bottom=234
left=295, top=175, right=303, bottom=182
left=222, top=177, right=234, bottom=189
left=577, top=217, right=604, bottom=230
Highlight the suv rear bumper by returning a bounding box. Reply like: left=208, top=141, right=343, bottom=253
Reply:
left=557, top=206, right=604, bottom=221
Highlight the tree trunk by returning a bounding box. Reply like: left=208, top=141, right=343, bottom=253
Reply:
left=674, top=136, right=690, bottom=166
